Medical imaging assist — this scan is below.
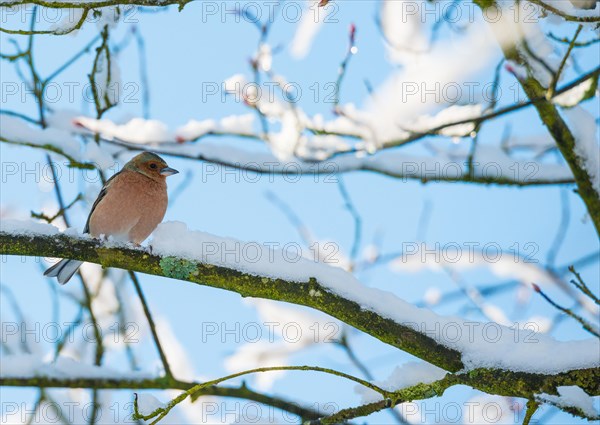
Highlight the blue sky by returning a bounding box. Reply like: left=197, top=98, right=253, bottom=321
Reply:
left=1, top=1, right=599, bottom=423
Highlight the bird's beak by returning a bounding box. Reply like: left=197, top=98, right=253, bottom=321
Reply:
left=160, top=166, right=179, bottom=176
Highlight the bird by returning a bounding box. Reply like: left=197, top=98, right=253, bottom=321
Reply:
left=44, top=151, right=179, bottom=284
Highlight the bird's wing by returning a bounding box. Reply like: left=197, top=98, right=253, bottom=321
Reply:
left=83, top=171, right=120, bottom=234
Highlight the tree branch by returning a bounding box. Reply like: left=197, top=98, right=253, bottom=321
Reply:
left=0, top=0, right=192, bottom=9
left=1, top=231, right=599, bottom=401
left=0, top=376, right=322, bottom=421
left=483, top=5, right=600, bottom=236
left=525, top=0, right=600, bottom=23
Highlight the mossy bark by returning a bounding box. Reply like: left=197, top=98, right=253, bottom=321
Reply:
left=1, top=231, right=598, bottom=405
left=0, top=231, right=463, bottom=372
left=477, top=1, right=600, bottom=237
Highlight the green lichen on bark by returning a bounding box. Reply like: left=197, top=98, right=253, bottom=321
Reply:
left=159, top=256, right=197, bottom=280
left=473, top=0, right=496, bottom=8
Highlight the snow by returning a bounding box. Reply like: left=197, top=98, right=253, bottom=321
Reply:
left=223, top=73, right=247, bottom=94
left=290, top=0, right=329, bottom=59
left=554, top=78, right=596, bottom=108
left=137, top=394, right=166, bottom=417
left=410, top=104, right=483, bottom=137
left=0, top=354, right=151, bottom=380
left=0, top=115, right=81, bottom=160
left=218, top=114, right=255, bottom=134
left=74, top=116, right=173, bottom=144
left=356, top=362, right=447, bottom=403
left=391, top=249, right=557, bottom=290
left=149, top=221, right=600, bottom=374
left=489, top=2, right=561, bottom=87
left=84, top=140, right=116, bottom=170
left=562, top=107, right=600, bottom=196
left=74, top=114, right=258, bottom=145
left=463, top=395, right=519, bottom=425
left=48, top=8, right=85, bottom=34
left=380, top=0, right=428, bottom=64
left=4, top=220, right=598, bottom=374
left=5, top=104, right=565, bottom=186
left=176, top=119, right=217, bottom=141
left=537, top=386, right=600, bottom=419
left=423, top=287, right=442, bottom=306
left=268, top=110, right=302, bottom=160
left=365, top=21, right=498, bottom=142
left=0, top=219, right=59, bottom=236
left=256, top=43, right=272, bottom=72
left=537, top=0, right=600, bottom=18
left=309, top=113, right=370, bottom=139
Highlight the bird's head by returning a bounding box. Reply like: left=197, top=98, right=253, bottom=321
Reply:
left=125, top=152, right=179, bottom=181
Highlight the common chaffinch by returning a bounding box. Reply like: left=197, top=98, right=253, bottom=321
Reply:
left=44, top=152, right=178, bottom=284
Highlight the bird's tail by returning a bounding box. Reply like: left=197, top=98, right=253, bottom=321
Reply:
left=44, top=259, right=83, bottom=285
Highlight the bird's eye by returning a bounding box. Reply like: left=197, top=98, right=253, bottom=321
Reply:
left=150, top=163, right=157, bottom=169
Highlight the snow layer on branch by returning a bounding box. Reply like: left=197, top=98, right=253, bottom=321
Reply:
left=67, top=113, right=573, bottom=184
left=537, top=386, right=600, bottom=419
left=176, top=119, right=217, bottom=141
left=562, top=107, right=600, bottom=196
left=473, top=144, right=573, bottom=182
left=148, top=221, right=600, bottom=373
left=309, top=112, right=371, bottom=139
left=411, top=104, right=483, bottom=136
left=365, top=22, right=498, bottom=142
left=75, top=116, right=173, bottom=143
left=135, top=136, right=573, bottom=184
left=269, top=110, right=303, bottom=160
left=75, top=115, right=256, bottom=144
left=0, top=354, right=151, bottom=380
left=3, top=103, right=564, bottom=183
left=356, top=362, right=447, bottom=403
left=290, top=0, right=330, bottom=59
left=380, top=0, right=429, bottom=64
left=4, top=220, right=597, bottom=373
left=0, top=115, right=81, bottom=159
left=218, top=114, right=255, bottom=134
left=0, top=113, right=115, bottom=169
left=137, top=394, right=166, bottom=417
left=553, top=78, right=596, bottom=108
left=48, top=8, right=84, bottom=33
left=0, top=218, right=60, bottom=236
left=490, top=1, right=559, bottom=87
left=539, top=0, right=600, bottom=18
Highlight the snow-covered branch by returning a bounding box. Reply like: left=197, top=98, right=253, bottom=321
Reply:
left=481, top=1, right=600, bottom=236
left=1, top=222, right=598, bottom=400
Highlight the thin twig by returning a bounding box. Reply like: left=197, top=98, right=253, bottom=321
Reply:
left=522, top=399, right=539, bottom=425
left=526, top=0, right=600, bottom=22
left=337, top=177, right=362, bottom=263
left=134, top=365, right=391, bottom=424
left=568, top=266, right=600, bottom=305
left=532, top=283, right=600, bottom=338
left=127, top=270, right=173, bottom=378
left=548, top=25, right=583, bottom=98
